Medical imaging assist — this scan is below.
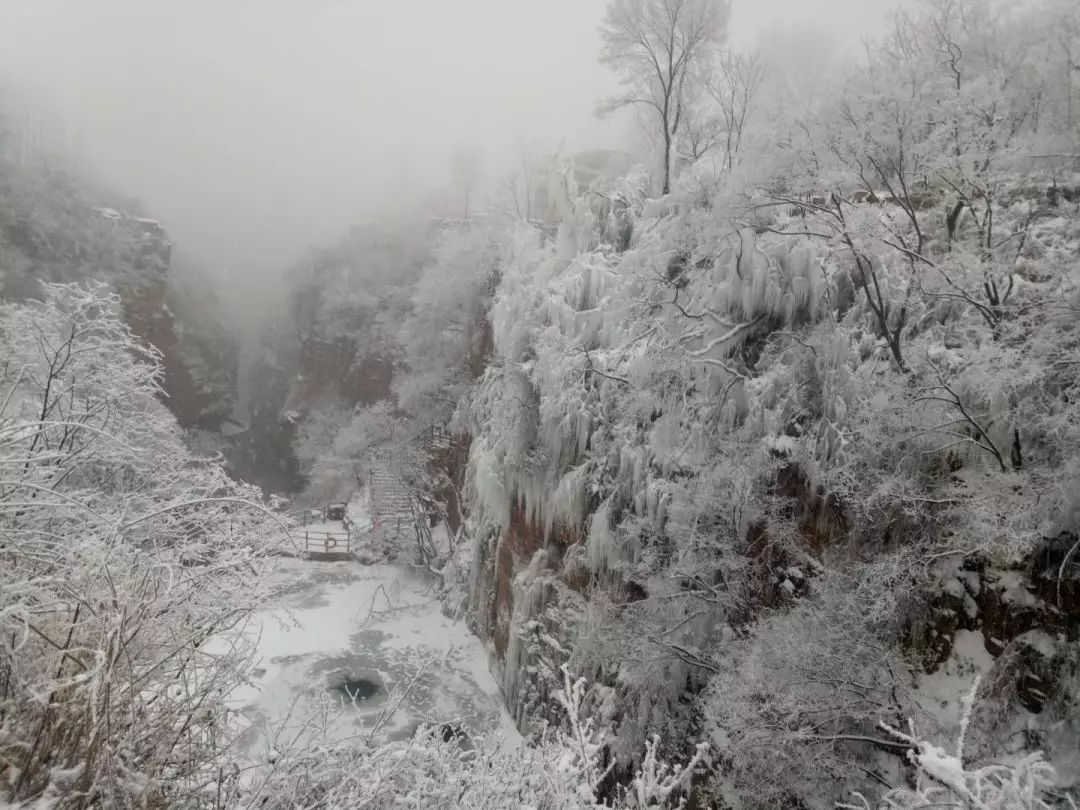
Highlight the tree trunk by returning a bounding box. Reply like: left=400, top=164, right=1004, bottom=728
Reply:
left=662, top=130, right=672, bottom=195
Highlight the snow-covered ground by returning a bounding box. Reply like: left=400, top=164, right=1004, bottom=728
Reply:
left=912, top=629, right=994, bottom=737
left=224, top=557, right=518, bottom=763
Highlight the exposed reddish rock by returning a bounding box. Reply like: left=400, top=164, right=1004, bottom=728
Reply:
left=489, top=503, right=548, bottom=658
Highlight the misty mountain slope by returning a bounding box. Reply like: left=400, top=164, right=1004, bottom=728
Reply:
left=5, top=0, right=1080, bottom=805
left=266, top=156, right=1079, bottom=805
left=306, top=3, right=1079, bottom=803
left=286, top=217, right=435, bottom=406
left=243, top=148, right=1080, bottom=808
left=252, top=214, right=504, bottom=502
left=451, top=167, right=1078, bottom=803
left=0, top=127, right=238, bottom=429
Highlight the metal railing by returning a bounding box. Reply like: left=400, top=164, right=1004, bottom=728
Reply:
left=300, top=528, right=352, bottom=555
left=376, top=423, right=454, bottom=460
left=287, top=508, right=319, bottom=527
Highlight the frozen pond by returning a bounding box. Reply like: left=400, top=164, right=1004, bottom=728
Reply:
left=226, top=557, right=517, bottom=759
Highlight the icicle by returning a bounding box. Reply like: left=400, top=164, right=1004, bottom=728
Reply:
left=545, top=465, right=588, bottom=539
left=502, top=551, right=552, bottom=730
left=585, top=501, right=617, bottom=573
left=580, top=263, right=592, bottom=310
left=472, top=440, right=510, bottom=529
left=792, top=275, right=810, bottom=313
left=576, top=410, right=591, bottom=457
left=633, top=448, right=647, bottom=493
left=656, top=490, right=670, bottom=525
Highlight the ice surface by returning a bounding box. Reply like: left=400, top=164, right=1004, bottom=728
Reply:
left=220, top=557, right=519, bottom=763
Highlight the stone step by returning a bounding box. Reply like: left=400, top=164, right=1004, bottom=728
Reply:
left=366, top=426, right=451, bottom=548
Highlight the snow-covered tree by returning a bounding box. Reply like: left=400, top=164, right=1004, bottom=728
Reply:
left=0, top=283, right=283, bottom=806
left=695, top=49, right=765, bottom=171
left=395, top=221, right=503, bottom=426
left=598, top=0, right=731, bottom=194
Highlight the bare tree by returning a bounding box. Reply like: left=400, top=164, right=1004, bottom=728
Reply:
left=598, top=0, right=730, bottom=194
left=450, top=145, right=482, bottom=220
left=495, top=144, right=543, bottom=222
left=673, top=98, right=722, bottom=164
left=705, top=49, right=765, bottom=171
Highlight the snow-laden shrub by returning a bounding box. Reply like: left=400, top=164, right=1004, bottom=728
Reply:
left=0, top=283, right=283, bottom=807
left=703, top=563, right=921, bottom=807
left=840, top=680, right=1075, bottom=810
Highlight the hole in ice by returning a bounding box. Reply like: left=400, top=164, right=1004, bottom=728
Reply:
left=327, top=673, right=381, bottom=703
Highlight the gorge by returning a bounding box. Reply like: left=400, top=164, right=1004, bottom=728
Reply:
left=2, top=0, right=1080, bottom=807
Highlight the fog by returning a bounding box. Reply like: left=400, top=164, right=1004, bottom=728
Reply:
left=0, top=0, right=890, bottom=320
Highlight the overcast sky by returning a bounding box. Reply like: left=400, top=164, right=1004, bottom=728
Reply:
left=0, top=0, right=891, bottom=312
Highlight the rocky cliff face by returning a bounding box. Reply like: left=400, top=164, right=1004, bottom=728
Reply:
left=447, top=155, right=1080, bottom=803
left=0, top=159, right=238, bottom=431
left=912, top=533, right=1080, bottom=770
left=221, top=348, right=304, bottom=495
left=468, top=507, right=585, bottom=733
left=119, top=242, right=238, bottom=430
left=468, top=464, right=1080, bottom=777
left=916, top=533, right=1080, bottom=668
